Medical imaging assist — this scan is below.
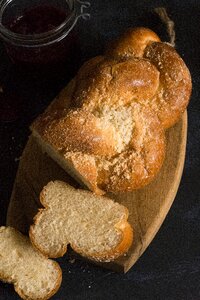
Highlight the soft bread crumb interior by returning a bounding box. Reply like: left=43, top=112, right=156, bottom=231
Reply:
left=0, top=227, right=60, bottom=299
left=32, top=131, right=96, bottom=191
left=31, top=181, right=128, bottom=258
left=93, top=104, right=135, bottom=153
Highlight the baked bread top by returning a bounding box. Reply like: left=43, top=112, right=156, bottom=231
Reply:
left=32, top=27, right=192, bottom=195
left=74, top=28, right=191, bottom=129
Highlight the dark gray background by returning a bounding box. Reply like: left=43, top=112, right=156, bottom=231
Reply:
left=0, top=0, right=200, bottom=299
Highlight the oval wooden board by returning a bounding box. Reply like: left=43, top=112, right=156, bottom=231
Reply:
left=7, top=111, right=187, bottom=273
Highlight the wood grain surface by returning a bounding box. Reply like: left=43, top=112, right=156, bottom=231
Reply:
left=7, top=111, right=187, bottom=273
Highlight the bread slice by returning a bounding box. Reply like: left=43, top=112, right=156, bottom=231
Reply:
left=30, top=181, right=133, bottom=262
left=0, top=226, right=62, bottom=300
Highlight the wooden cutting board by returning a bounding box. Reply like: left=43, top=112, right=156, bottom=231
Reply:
left=7, top=111, right=187, bottom=273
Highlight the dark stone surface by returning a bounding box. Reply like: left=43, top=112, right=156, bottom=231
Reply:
left=0, top=0, right=200, bottom=299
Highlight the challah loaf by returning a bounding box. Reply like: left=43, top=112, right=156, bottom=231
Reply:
left=31, top=27, right=191, bottom=195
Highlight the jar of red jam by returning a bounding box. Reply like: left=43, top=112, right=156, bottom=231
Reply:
left=0, top=0, right=90, bottom=66
left=0, top=0, right=90, bottom=122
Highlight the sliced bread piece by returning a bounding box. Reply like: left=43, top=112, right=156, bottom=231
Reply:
left=30, top=181, right=133, bottom=262
left=0, top=226, right=62, bottom=300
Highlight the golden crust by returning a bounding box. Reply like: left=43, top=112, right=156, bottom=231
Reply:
left=106, top=27, right=161, bottom=59
left=35, top=109, right=118, bottom=158
left=144, top=42, right=192, bottom=128
left=31, top=27, right=191, bottom=194
left=74, top=57, right=160, bottom=109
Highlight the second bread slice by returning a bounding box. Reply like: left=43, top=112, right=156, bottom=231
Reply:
left=0, top=226, right=62, bottom=300
left=30, top=181, right=133, bottom=262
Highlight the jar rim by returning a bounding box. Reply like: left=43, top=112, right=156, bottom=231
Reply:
left=0, top=0, right=78, bottom=46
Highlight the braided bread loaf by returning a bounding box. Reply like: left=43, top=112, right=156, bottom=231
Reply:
left=32, top=27, right=192, bottom=195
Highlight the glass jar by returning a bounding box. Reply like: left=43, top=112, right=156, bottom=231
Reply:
left=0, top=0, right=90, bottom=122
left=0, top=0, right=90, bottom=66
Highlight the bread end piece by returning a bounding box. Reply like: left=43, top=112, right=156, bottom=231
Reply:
left=0, top=226, right=62, bottom=300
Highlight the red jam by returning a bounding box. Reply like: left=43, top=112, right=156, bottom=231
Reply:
left=2, top=5, right=79, bottom=66
left=6, top=6, right=68, bottom=35
left=0, top=5, right=81, bottom=122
